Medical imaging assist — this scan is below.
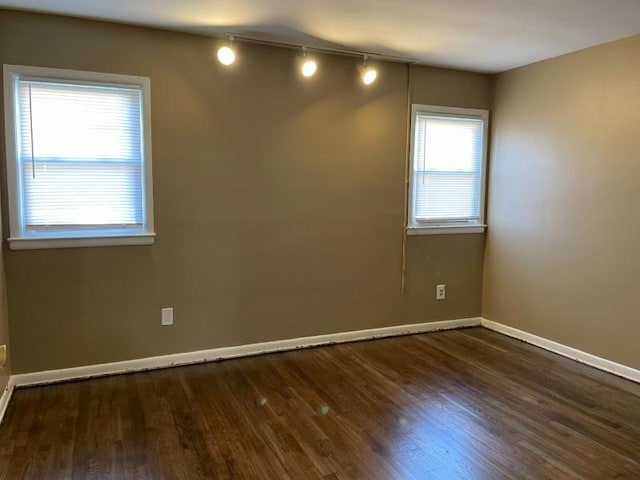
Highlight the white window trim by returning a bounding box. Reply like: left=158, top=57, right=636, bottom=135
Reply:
left=407, top=104, right=489, bottom=235
left=3, top=64, right=155, bottom=250
left=406, top=225, right=486, bottom=236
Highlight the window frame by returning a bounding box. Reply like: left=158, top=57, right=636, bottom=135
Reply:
left=3, top=64, right=155, bottom=250
left=407, top=104, right=489, bottom=236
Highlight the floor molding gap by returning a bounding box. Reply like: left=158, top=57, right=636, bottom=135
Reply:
left=13, top=317, right=482, bottom=388
left=0, top=377, right=15, bottom=426
left=480, top=318, right=640, bottom=384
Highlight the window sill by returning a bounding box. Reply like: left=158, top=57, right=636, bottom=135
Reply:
left=406, top=225, right=486, bottom=236
left=8, top=233, right=156, bottom=250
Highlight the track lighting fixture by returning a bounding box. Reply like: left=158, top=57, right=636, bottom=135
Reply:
left=360, top=55, right=377, bottom=85
left=214, top=35, right=388, bottom=87
left=300, top=47, right=318, bottom=77
left=217, top=35, right=236, bottom=66
left=301, top=59, right=317, bottom=77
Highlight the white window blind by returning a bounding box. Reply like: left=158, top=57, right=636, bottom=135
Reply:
left=18, top=80, right=144, bottom=231
left=4, top=65, right=154, bottom=249
left=410, top=107, right=487, bottom=229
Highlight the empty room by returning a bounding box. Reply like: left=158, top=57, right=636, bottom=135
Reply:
left=0, top=0, right=639, bottom=478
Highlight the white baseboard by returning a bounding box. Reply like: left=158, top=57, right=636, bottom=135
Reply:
left=0, top=376, right=15, bottom=426
left=6, top=316, right=638, bottom=422
left=481, top=318, right=640, bottom=384
left=13, top=317, right=481, bottom=388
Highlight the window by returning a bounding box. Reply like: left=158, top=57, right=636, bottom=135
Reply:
left=3, top=65, right=154, bottom=250
left=407, top=105, right=488, bottom=235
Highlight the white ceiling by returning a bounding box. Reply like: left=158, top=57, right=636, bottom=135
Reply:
left=3, top=0, right=640, bottom=72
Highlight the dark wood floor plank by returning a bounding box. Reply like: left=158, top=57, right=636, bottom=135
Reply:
left=414, top=331, right=640, bottom=474
left=1, top=327, right=639, bottom=479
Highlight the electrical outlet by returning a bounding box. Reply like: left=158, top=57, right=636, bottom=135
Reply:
left=436, top=284, right=446, bottom=300
left=161, top=307, right=174, bottom=326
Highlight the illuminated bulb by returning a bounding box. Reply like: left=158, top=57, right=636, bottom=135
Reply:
left=217, top=45, right=236, bottom=66
left=301, top=59, right=317, bottom=77
left=362, top=67, right=377, bottom=85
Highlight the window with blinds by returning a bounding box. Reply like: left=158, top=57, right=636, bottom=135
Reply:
left=408, top=105, right=488, bottom=233
left=3, top=65, right=154, bottom=249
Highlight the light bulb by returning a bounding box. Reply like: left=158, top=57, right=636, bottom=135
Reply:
left=217, top=46, right=236, bottom=66
left=362, top=67, right=377, bottom=85
left=301, top=59, right=317, bottom=77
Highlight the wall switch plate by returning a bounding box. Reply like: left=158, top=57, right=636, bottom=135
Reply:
left=161, top=307, right=174, bottom=326
left=436, top=284, right=446, bottom=300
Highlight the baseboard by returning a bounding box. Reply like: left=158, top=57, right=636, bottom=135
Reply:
left=481, top=318, right=640, bottom=384
left=13, top=317, right=481, bottom=388
left=0, top=376, right=15, bottom=426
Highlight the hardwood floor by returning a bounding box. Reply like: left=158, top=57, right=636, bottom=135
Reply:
left=1, top=327, right=639, bottom=479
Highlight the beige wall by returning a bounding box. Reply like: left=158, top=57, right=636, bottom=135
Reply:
left=0, top=10, right=491, bottom=374
left=484, top=34, right=640, bottom=369
left=0, top=221, right=8, bottom=391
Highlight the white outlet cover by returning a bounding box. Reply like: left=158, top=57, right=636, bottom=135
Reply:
left=161, top=307, right=174, bottom=326
left=436, top=284, right=446, bottom=300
